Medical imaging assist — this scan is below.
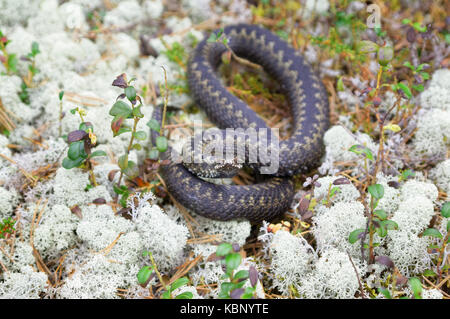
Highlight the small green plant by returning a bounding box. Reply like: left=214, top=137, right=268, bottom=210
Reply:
left=321, top=178, right=351, bottom=207
left=348, top=144, right=374, bottom=183
left=0, top=31, right=18, bottom=75
left=58, top=91, right=64, bottom=137
left=110, top=73, right=147, bottom=206
left=137, top=251, right=193, bottom=299
left=0, top=33, right=40, bottom=104
left=216, top=243, right=259, bottom=299
left=401, top=19, right=427, bottom=33
left=18, top=41, right=41, bottom=104
left=400, top=61, right=430, bottom=93
left=21, top=41, right=40, bottom=87
left=376, top=262, right=420, bottom=299
left=146, top=67, right=169, bottom=161
left=421, top=202, right=450, bottom=282
left=408, top=277, right=423, bottom=299
left=0, top=217, right=16, bottom=239
left=162, top=41, right=187, bottom=67
left=349, top=183, right=398, bottom=264
left=62, top=107, right=106, bottom=187
left=398, top=169, right=415, bottom=182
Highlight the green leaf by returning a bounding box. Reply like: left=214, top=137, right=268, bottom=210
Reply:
left=400, top=169, right=415, bottom=181
left=403, top=61, right=414, bottom=70
left=368, top=184, right=384, bottom=200
left=132, top=143, right=142, bottom=150
left=132, top=105, right=144, bottom=118
left=348, top=229, right=365, bottom=244
left=330, top=186, right=340, bottom=197
left=447, top=220, right=450, bottom=232
left=31, top=41, right=40, bottom=56
left=109, top=100, right=133, bottom=118
left=90, top=150, right=107, bottom=158
left=119, top=192, right=130, bottom=208
left=241, top=287, right=256, bottom=299
left=218, top=282, right=234, bottom=299
left=441, top=202, right=450, bottom=218
left=375, top=224, right=387, bottom=237
left=118, top=154, right=128, bottom=171
left=423, top=269, right=437, bottom=277
left=216, top=243, right=233, bottom=256
left=398, top=82, right=412, bottom=99
left=149, top=148, right=159, bottom=160
left=225, top=253, right=241, bottom=273
left=79, top=122, right=93, bottom=132
left=156, top=136, right=168, bottom=152
left=59, top=91, right=64, bottom=101
left=375, top=223, right=387, bottom=237
left=383, top=123, right=401, bottom=133
left=175, top=292, right=193, bottom=299
left=162, top=290, right=171, bottom=299
left=374, top=209, right=387, bottom=220
left=422, top=228, right=442, bottom=239
left=348, top=144, right=374, bottom=160
left=125, top=86, right=136, bottom=102
left=68, top=141, right=87, bottom=161
left=359, top=40, right=378, bottom=54
left=378, top=287, right=392, bottom=299
left=170, top=277, right=189, bottom=291
left=412, top=84, right=424, bottom=92
left=412, top=22, right=426, bottom=32
left=421, top=72, right=430, bottom=80
left=380, top=220, right=398, bottom=230
left=137, top=266, right=153, bottom=285
left=234, top=281, right=247, bottom=290
left=113, top=185, right=126, bottom=195
left=234, top=270, right=249, bottom=281
left=123, top=160, right=139, bottom=179
left=62, top=157, right=84, bottom=169
left=408, top=277, right=422, bottom=299
left=115, top=126, right=132, bottom=136
left=336, top=77, right=345, bottom=92
left=133, top=131, right=147, bottom=141
left=7, top=54, right=17, bottom=73
left=146, top=119, right=160, bottom=132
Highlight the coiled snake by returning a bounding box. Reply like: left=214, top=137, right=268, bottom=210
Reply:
left=151, top=24, right=329, bottom=222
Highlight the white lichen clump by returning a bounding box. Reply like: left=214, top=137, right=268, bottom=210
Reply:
left=429, top=159, right=450, bottom=194
left=412, top=69, right=450, bottom=160
left=0, top=186, right=19, bottom=219
left=33, top=205, right=80, bottom=259
left=312, top=201, right=367, bottom=256
left=134, top=202, right=189, bottom=272
left=58, top=254, right=139, bottom=299
left=297, top=248, right=365, bottom=299
left=269, top=230, right=314, bottom=295
left=319, top=125, right=377, bottom=175
left=0, top=266, right=48, bottom=299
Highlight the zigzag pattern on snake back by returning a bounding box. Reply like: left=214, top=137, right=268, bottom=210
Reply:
left=151, top=24, right=329, bottom=222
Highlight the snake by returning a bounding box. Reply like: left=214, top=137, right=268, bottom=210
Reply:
left=151, top=24, right=329, bottom=222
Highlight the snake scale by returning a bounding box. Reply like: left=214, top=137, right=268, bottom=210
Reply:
left=151, top=24, right=329, bottom=222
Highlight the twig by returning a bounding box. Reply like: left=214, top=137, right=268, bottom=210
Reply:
left=347, top=251, right=367, bottom=299
left=95, top=232, right=125, bottom=256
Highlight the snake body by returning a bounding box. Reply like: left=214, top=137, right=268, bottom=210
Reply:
left=152, top=24, right=329, bottom=222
